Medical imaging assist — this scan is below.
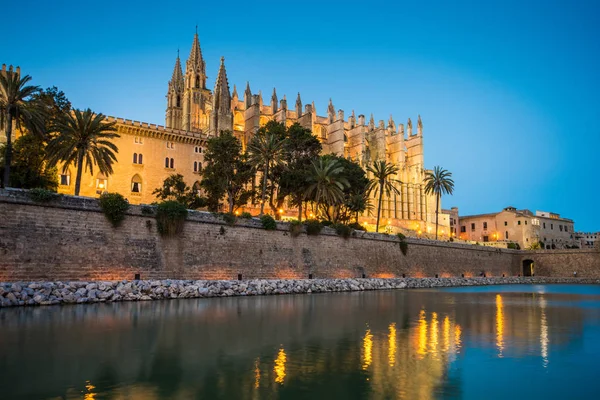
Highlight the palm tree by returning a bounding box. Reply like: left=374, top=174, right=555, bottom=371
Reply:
left=46, top=109, right=119, bottom=196
left=247, top=132, right=285, bottom=215
left=423, top=166, right=454, bottom=240
left=304, top=157, right=349, bottom=219
left=366, top=161, right=401, bottom=232
left=0, top=72, right=42, bottom=187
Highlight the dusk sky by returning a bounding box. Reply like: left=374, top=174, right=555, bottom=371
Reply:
left=2, top=0, right=599, bottom=230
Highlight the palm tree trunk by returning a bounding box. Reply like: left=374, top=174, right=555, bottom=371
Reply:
left=297, top=198, right=302, bottom=222
left=260, top=163, right=268, bottom=215
left=435, top=192, right=440, bottom=240
left=74, top=150, right=84, bottom=196
left=376, top=182, right=384, bottom=232
left=2, top=113, right=13, bottom=188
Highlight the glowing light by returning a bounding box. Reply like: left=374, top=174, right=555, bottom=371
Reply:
left=235, top=210, right=239, bottom=215
left=84, top=381, right=96, bottom=400
left=387, top=219, right=391, bottom=224
left=418, top=230, right=422, bottom=235
left=98, top=183, right=105, bottom=189
left=417, top=309, right=428, bottom=357
left=430, top=312, right=439, bottom=356
left=278, top=209, right=284, bottom=214
left=274, top=348, right=287, bottom=384
left=388, top=323, right=397, bottom=367
left=362, top=328, right=373, bottom=369
left=254, top=358, right=261, bottom=388
left=540, top=296, right=549, bottom=367
left=443, top=315, right=451, bottom=353
left=454, top=324, right=462, bottom=351
left=428, top=227, right=432, bottom=232
left=496, top=294, right=504, bottom=357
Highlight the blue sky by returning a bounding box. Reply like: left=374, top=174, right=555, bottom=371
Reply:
left=2, top=0, right=599, bottom=230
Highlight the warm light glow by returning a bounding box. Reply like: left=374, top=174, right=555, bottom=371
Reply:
left=428, top=227, right=432, bottom=232
left=278, top=209, right=284, bottom=214
left=388, top=323, right=397, bottom=367
left=454, top=324, right=462, bottom=350
left=496, top=294, right=504, bottom=357
left=362, top=328, right=373, bottom=369
left=274, top=348, right=287, bottom=384
left=98, top=183, right=105, bottom=189
left=235, top=210, right=239, bottom=215
left=418, top=230, right=422, bottom=235
left=387, top=219, right=391, bottom=224
left=254, top=358, right=260, bottom=388
left=417, top=309, right=428, bottom=357
left=84, top=381, right=96, bottom=400
left=540, top=296, right=549, bottom=367
left=443, top=315, right=451, bottom=353
left=430, top=312, right=439, bottom=356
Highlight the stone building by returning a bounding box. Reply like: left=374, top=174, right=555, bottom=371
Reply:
left=458, top=206, right=576, bottom=249
left=574, top=232, right=598, bottom=249
left=2, top=33, right=446, bottom=233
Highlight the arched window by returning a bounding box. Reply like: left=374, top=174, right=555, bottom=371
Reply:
left=165, top=157, right=169, bottom=168
left=195, top=75, right=200, bottom=88
left=138, top=154, right=143, bottom=164
left=131, top=175, right=142, bottom=193
left=170, top=158, right=174, bottom=169
left=193, top=181, right=201, bottom=195
left=96, top=173, right=107, bottom=193
left=194, top=161, right=198, bottom=172
left=176, top=95, right=181, bottom=108
left=133, top=153, right=138, bottom=164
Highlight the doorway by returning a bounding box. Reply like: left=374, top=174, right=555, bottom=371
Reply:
left=523, top=259, right=534, bottom=276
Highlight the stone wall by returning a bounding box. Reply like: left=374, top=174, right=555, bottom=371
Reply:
left=519, top=250, right=600, bottom=277
left=0, top=189, right=597, bottom=282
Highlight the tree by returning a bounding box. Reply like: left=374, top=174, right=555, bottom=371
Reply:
left=304, top=157, right=349, bottom=218
left=201, top=131, right=253, bottom=213
left=152, top=174, right=205, bottom=209
left=424, top=166, right=455, bottom=240
left=247, top=127, right=285, bottom=215
left=46, top=109, right=119, bottom=196
left=30, top=86, right=71, bottom=137
left=0, top=72, right=43, bottom=187
left=366, top=161, right=401, bottom=233
left=0, top=135, right=57, bottom=190
left=322, top=154, right=370, bottom=223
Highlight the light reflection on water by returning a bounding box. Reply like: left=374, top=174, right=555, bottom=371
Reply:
left=1, top=284, right=600, bottom=399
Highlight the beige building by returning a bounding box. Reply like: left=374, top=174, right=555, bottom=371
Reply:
left=575, top=232, right=598, bottom=249
left=2, top=33, right=448, bottom=233
left=458, top=206, right=576, bottom=249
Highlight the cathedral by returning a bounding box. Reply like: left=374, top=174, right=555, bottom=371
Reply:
left=5, top=32, right=448, bottom=235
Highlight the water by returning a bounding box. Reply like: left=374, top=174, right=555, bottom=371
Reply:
left=2, top=284, right=600, bottom=399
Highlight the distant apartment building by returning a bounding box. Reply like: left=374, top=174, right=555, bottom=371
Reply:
left=574, top=232, right=598, bottom=249
left=458, top=206, right=576, bottom=249
left=442, top=207, right=459, bottom=238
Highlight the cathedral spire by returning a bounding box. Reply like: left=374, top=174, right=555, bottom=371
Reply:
left=244, top=82, right=252, bottom=108
left=213, top=57, right=231, bottom=112
left=169, top=52, right=184, bottom=92
left=185, top=30, right=206, bottom=89
left=295, top=92, right=302, bottom=117
left=271, top=88, right=278, bottom=113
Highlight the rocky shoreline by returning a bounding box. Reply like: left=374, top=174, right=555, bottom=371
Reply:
left=1, top=277, right=599, bottom=308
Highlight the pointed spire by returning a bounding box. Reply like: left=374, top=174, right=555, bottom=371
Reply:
left=213, top=56, right=231, bottom=113
left=169, top=51, right=184, bottom=92
left=369, top=113, right=375, bottom=130
left=244, top=82, right=252, bottom=107
left=327, top=98, right=335, bottom=123
left=232, top=84, right=238, bottom=99
left=271, top=88, right=278, bottom=113
left=186, top=30, right=205, bottom=75
left=295, top=92, right=302, bottom=117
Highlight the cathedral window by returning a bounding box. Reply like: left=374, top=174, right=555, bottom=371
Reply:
left=176, top=95, right=181, bottom=108
left=195, top=75, right=200, bottom=88
left=131, top=175, right=142, bottom=193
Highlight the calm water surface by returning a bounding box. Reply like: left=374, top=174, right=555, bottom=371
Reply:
left=2, top=284, right=600, bottom=399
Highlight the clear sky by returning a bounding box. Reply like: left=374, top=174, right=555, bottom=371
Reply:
left=2, top=0, right=599, bottom=231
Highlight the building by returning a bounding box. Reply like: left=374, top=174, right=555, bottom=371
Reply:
left=574, top=232, right=599, bottom=249
left=442, top=207, right=459, bottom=238
left=2, top=33, right=448, bottom=234
left=458, top=206, right=576, bottom=249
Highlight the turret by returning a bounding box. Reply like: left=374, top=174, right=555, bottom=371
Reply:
left=165, top=51, right=184, bottom=129
left=327, top=99, right=335, bottom=124
left=295, top=93, right=302, bottom=117
left=271, top=88, right=278, bottom=113
left=209, top=57, right=233, bottom=136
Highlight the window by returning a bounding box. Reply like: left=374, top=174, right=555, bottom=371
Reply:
left=195, top=75, right=200, bottom=88
left=483, top=236, right=489, bottom=242
left=525, top=220, right=527, bottom=225
left=60, top=173, right=70, bottom=186
left=194, top=146, right=202, bottom=154
left=543, top=222, right=546, bottom=229
left=193, top=181, right=201, bottom=195
left=138, top=154, right=143, bottom=164
left=560, top=225, right=563, bottom=232
left=505, top=231, right=508, bottom=239
left=551, top=224, right=553, bottom=230
left=133, top=153, right=138, bottom=164
left=176, top=95, right=181, bottom=108
left=504, top=221, right=507, bottom=226
left=471, top=223, right=475, bottom=231
left=483, top=222, right=488, bottom=230
left=165, top=157, right=169, bottom=168
left=134, top=136, right=143, bottom=144
left=170, top=158, right=174, bottom=169
left=518, top=220, right=521, bottom=225
left=460, top=226, right=466, bottom=233
left=166, top=141, right=174, bottom=149
left=96, top=173, right=107, bottom=193
left=131, top=174, right=142, bottom=193
left=194, top=161, right=198, bottom=172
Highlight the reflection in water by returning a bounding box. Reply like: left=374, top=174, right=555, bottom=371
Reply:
left=540, top=296, right=549, bottom=367
left=496, top=294, right=505, bottom=357
left=362, top=328, right=373, bottom=370
left=0, top=285, right=598, bottom=399
left=274, top=348, right=286, bottom=384
left=388, top=323, right=397, bottom=367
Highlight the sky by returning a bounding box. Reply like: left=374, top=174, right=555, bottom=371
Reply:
left=2, top=0, right=599, bottom=231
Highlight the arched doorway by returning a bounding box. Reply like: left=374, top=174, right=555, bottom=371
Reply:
left=523, top=259, right=534, bottom=276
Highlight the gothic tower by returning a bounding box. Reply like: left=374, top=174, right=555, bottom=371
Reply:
left=208, top=57, right=233, bottom=136
left=181, top=31, right=210, bottom=132
left=165, top=52, right=184, bottom=129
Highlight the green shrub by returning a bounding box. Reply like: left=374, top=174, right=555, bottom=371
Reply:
left=98, top=193, right=129, bottom=227
left=28, top=188, right=58, bottom=203
left=141, top=205, right=155, bottom=216
left=397, top=233, right=408, bottom=256
left=321, top=220, right=333, bottom=227
left=507, top=242, right=521, bottom=250
left=289, top=219, right=303, bottom=237
left=240, top=211, right=253, bottom=219
left=332, top=223, right=352, bottom=239
left=260, top=214, right=277, bottom=230
left=304, top=219, right=323, bottom=236
left=156, top=201, right=188, bottom=236
left=222, top=212, right=237, bottom=226
left=348, top=222, right=366, bottom=231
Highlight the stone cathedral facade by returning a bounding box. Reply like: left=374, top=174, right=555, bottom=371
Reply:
left=5, top=33, right=448, bottom=234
